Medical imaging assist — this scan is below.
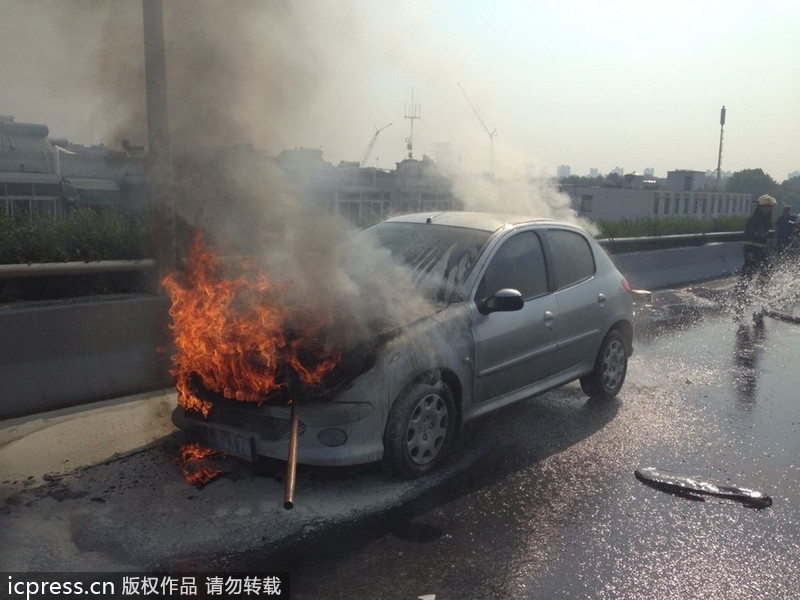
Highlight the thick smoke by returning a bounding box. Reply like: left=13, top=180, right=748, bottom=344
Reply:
left=177, top=156, right=436, bottom=350
left=8, top=1, right=434, bottom=348
left=2, top=1, right=591, bottom=350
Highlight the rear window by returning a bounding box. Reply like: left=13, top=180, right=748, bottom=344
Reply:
left=547, top=229, right=595, bottom=289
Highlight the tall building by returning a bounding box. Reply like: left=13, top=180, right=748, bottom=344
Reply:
left=665, top=170, right=705, bottom=192
left=557, top=164, right=571, bottom=179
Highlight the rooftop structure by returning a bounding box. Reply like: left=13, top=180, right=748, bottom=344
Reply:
left=0, top=118, right=55, bottom=174
left=0, top=117, right=144, bottom=218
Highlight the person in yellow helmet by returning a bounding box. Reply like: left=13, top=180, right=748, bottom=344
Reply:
left=735, top=194, right=776, bottom=305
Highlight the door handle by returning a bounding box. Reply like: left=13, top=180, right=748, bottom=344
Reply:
left=543, top=311, right=555, bottom=327
left=598, top=293, right=607, bottom=306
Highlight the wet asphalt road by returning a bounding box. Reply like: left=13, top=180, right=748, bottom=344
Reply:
left=221, top=285, right=800, bottom=599
left=2, top=282, right=799, bottom=598
left=255, top=310, right=800, bottom=599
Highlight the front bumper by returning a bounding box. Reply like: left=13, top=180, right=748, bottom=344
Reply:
left=172, top=388, right=387, bottom=467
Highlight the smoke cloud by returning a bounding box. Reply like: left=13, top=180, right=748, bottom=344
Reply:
left=2, top=0, right=589, bottom=350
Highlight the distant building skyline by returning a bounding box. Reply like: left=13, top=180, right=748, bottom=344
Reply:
left=1, top=112, right=794, bottom=208
left=2, top=2, right=797, bottom=185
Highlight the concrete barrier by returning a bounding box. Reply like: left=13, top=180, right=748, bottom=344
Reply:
left=0, top=295, right=172, bottom=419
left=610, top=241, right=743, bottom=290
left=0, top=241, right=745, bottom=420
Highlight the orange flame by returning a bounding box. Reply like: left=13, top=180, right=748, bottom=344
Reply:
left=177, top=442, right=222, bottom=485
left=162, top=234, right=341, bottom=416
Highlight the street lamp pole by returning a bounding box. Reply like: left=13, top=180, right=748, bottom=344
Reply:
left=142, top=0, right=175, bottom=281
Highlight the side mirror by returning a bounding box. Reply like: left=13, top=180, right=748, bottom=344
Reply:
left=479, top=288, right=524, bottom=315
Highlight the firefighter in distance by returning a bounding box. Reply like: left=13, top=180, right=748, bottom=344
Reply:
left=735, top=194, right=777, bottom=304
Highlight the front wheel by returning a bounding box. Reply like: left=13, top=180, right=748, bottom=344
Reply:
left=383, top=381, right=456, bottom=479
left=580, top=330, right=628, bottom=401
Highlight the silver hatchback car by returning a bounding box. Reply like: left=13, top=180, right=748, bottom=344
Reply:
left=172, top=212, right=634, bottom=478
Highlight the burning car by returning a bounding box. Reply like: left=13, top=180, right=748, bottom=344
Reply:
left=169, top=212, right=634, bottom=478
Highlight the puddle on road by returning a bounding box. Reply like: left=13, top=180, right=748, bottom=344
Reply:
left=630, top=304, right=799, bottom=512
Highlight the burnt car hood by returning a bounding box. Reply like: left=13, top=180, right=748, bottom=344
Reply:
left=185, top=301, right=456, bottom=409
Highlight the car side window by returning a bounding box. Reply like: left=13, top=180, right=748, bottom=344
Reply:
left=476, top=231, right=548, bottom=301
left=547, top=229, right=596, bottom=289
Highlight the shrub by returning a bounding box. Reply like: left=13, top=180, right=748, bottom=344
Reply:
left=598, top=215, right=748, bottom=238
left=0, top=207, right=151, bottom=265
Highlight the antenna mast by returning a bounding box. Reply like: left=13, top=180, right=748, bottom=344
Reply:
left=716, top=105, right=726, bottom=189
left=404, top=91, right=421, bottom=159
left=458, top=82, right=497, bottom=179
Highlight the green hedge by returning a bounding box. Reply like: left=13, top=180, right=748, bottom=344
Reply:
left=0, top=210, right=751, bottom=264
left=597, top=215, right=748, bottom=239
left=0, top=207, right=152, bottom=264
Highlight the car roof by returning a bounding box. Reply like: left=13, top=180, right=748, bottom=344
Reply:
left=381, top=211, right=562, bottom=233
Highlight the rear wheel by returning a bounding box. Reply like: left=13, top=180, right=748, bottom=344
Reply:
left=383, top=381, right=456, bottom=479
left=580, top=330, right=628, bottom=401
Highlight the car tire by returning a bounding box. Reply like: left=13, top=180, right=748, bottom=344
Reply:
left=580, top=329, right=628, bottom=401
left=383, top=381, right=456, bottom=479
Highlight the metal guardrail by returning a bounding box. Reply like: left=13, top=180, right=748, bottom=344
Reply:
left=597, top=231, right=745, bottom=254
left=0, top=259, right=157, bottom=279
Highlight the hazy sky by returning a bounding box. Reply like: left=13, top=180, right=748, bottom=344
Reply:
left=1, top=0, right=797, bottom=181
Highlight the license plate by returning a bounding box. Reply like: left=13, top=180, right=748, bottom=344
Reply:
left=204, top=428, right=256, bottom=462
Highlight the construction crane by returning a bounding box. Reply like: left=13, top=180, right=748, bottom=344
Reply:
left=458, top=82, right=497, bottom=178
left=361, top=122, right=393, bottom=167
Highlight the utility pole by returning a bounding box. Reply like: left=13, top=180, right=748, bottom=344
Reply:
left=716, top=105, right=726, bottom=190
left=143, top=0, right=175, bottom=281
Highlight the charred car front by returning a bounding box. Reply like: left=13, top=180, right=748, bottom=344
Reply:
left=172, top=212, right=634, bottom=478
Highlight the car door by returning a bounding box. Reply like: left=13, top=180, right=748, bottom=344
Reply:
left=471, top=230, right=558, bottom=402
left=545, top=228, right=604, bottom=373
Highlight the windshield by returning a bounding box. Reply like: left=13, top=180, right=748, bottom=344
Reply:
left=357, top=222, right=490, bottom=303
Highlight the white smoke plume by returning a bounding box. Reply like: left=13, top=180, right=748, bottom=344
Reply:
left=1, top=0, right=593, bottom=350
